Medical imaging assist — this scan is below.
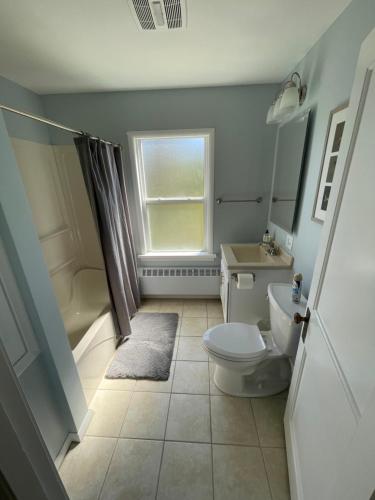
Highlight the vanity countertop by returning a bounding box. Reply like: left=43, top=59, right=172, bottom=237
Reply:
left=221, top=243, right=293, bottom=270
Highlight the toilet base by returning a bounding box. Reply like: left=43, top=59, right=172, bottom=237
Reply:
left=213, top=357, right=291, bottom=397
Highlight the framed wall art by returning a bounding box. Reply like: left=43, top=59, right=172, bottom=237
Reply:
left=313, top=103, right=348, bottom=222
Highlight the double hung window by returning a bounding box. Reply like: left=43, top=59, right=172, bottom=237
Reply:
left=129, top=129, right=214, bottom=259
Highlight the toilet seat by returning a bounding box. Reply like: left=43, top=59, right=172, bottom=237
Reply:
left=203, top=322, right=267, bottom=362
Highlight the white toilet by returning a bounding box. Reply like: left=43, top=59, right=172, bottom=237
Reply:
left=203, top=283, right=307, bottom=397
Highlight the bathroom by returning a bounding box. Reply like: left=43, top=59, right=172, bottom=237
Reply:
left=1, top=1, right=375, bottom=499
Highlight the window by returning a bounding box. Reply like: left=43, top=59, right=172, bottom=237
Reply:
left=129, top=129, right=214, bottom=260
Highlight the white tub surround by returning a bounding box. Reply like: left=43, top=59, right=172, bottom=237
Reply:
left=74, top=312, right=116, bottom=406
left=10, top=138, right=115, bottom=416
left=11, top=138, right=105, bottom=313
left=62, top=269, right=110, bottom=349
left=61, top=268, right=116, bottom=405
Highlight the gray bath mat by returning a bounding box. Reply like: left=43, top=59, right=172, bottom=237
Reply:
left=106, top=312, right=179, bottom=381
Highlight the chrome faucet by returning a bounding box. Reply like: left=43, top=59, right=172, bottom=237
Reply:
left=261, top=240, right=279, bottom=256
left=267, top=242, right=279, bottom=256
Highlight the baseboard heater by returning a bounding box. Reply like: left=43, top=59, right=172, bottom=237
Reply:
left=139, top=267, right=221, bottom=297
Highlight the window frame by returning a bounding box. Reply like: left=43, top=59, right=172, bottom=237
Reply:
left=128, top=128, right=215, bottom=261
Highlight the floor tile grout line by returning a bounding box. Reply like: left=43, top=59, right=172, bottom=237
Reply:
left=249, top=398, right=274, bottom=500
left=177, top=359, right=210, bottom=363
left=96, top=389, right=288, bottom=404
left=97, top=436, right=120, bottom=500
left=260, top=446, right=276, bottom=500
left=154, top=322, right=178, bottom=500
left=118, top=387, right=137, bottom=438
left=154, top=394, right=171, bottom=500
left=208, top=362, right=215, bottom=500
left=83, top=433, right=271, bottom=448
left=249, top=398, right=261, bottom=448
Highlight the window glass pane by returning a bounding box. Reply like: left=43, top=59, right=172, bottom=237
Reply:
left=147, top=203, right=204, bottom=251
left=141, top=137, right=205, bottom=197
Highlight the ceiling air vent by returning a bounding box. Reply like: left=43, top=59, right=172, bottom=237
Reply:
left=128, top=0, right=186, bottom=31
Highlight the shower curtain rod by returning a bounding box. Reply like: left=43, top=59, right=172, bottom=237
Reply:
left=0, top=104, right=120, bottom=147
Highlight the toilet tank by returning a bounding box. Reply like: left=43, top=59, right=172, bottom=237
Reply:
left=268, top=283, right=307, bottom=357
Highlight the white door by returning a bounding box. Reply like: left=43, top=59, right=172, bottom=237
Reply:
left=0, top=250, right=68, bottom=499
left=0, top=238, right=40, bottom=375
left=0, top=336, right=69, bottom=500
left=285, top=28, right=375, bottom=500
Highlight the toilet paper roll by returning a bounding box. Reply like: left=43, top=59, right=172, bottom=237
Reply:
left=236, top=273, right=254, bottom=290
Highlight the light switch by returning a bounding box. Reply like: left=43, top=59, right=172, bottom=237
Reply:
left=285, top=233, right=293, bottom=252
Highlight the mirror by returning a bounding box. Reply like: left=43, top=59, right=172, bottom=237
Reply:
left=270, top=111, right=310, bottom=232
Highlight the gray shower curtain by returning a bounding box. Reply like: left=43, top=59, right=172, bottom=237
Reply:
left=74, top=136, right=140, bottom=344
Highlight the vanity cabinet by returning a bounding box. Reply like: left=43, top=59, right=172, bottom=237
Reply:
left=220, top=244, right=293, bottom=326
left=220, top=260, right=230, bottom=322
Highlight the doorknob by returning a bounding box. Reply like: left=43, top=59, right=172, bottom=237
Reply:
left=294, top=308, right=311, bottom=343
left=294, top=312, right=310, bottom=324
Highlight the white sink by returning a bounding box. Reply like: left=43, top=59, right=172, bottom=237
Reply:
left=230, top=244, right=273, bottom=263
left=221, top=243, right=293, bottom=270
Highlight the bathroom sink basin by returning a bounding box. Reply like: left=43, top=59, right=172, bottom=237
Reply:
left=230, top=245, right=271, bottom=263
left=221, top=243, right=293, bottom=270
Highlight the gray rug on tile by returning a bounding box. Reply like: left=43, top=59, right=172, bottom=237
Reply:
left=106, top=312, right=179, bottom=380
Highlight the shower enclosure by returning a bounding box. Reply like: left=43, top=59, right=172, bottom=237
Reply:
left=4, top=107, right=117, bottom=407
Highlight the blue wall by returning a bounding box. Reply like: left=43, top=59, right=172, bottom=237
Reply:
left=0, top=75, right=51, bottom=143
left=42, top=85, right=278, bottom=263
left=269, top=0, right=375, bottom=295
left=3, top=0, right=375, bottom=291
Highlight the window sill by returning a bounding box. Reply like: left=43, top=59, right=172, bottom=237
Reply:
left=138, top=252, right=217, bottom=262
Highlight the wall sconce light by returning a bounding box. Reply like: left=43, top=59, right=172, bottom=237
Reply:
left=266, top=72, right=307, bottom=124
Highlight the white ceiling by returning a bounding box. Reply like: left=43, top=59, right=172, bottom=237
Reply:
left=0, top=0, right=350, bottom=94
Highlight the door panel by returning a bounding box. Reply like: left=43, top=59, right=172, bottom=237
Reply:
left=0, top=236, right=69, bottom=460
left=0, top=281, right=27, bottom=366
left=291, top=316, right=356, bottom=500
left=333, top=390, right=375, bottom=500
left=0, top=239, right=39, bottom=374
left=318, top=68, right=375, bottom=413
left=286, top=28, right=375, bottom=500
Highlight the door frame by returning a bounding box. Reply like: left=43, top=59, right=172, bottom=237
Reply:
left=284, top=27, right=375, bottom=500
left=0, top=338, right=68, bottom=500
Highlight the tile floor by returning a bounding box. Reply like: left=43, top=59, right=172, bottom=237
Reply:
left=59, top=299, right=290, bottom=500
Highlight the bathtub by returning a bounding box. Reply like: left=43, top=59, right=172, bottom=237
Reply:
left=62, top=269, right=117, bottom=404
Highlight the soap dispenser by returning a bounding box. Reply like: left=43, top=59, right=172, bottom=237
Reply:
left=262, top=230, right=272, bottom=244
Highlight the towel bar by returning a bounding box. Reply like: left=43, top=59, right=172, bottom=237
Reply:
left=216, top=196, right=263, bottom=204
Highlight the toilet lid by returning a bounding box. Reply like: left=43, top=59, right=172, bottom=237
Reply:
left=203, top=323, right=266, bottom=361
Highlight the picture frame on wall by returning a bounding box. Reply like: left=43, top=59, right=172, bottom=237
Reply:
left=312, top=103, right=348, bottom=222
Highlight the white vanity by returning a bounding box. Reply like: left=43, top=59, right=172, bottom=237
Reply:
left=220, top=243, right=293, bottom=325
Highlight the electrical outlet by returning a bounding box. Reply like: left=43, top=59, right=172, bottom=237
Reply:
left=285, top=234, right=293, bottom=252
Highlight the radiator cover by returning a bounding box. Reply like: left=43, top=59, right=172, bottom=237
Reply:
left=139, top=267, right=220, bottom=297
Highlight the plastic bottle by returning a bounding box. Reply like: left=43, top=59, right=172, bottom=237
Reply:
left=263, top=230, right=271, bottom=244
left=292, top=273, right=303, bottom=303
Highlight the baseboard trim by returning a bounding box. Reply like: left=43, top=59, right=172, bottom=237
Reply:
left=75, top=408, right=93, bottom=441
left=54, top=409, right=93, bottom=469
left=54, top=434, right=74, bottom=470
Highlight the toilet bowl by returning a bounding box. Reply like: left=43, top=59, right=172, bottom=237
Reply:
left=203, top=283, right=307, bottom=397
